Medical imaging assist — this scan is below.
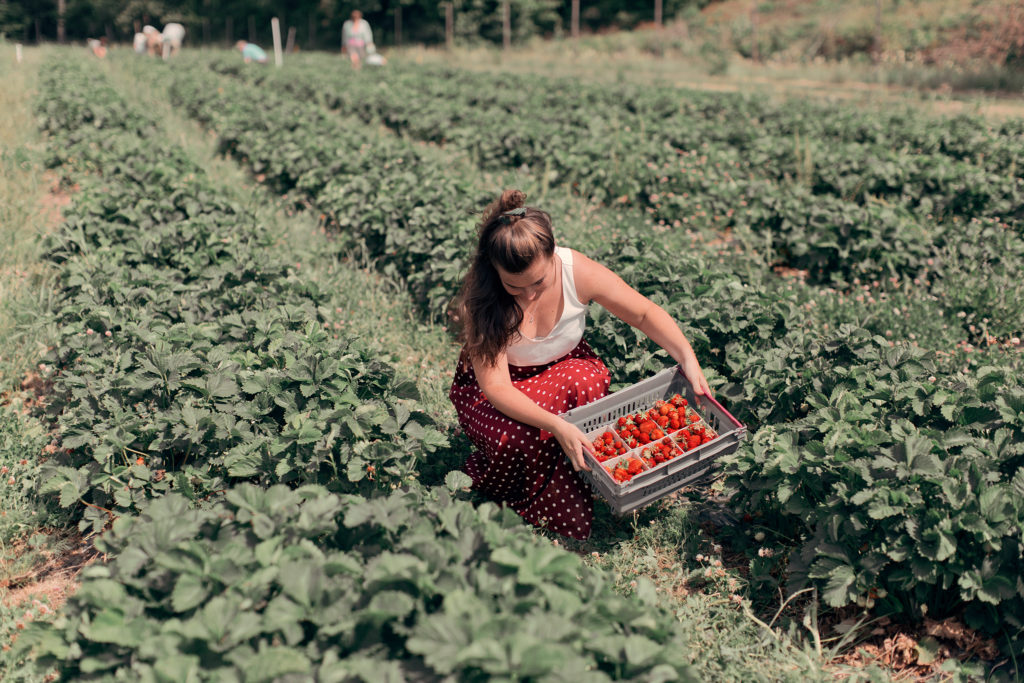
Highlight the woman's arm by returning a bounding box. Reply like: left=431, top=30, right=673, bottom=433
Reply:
left=572, top=250, right=712, bottom=397
left=471, top=352, right=595, bottom=471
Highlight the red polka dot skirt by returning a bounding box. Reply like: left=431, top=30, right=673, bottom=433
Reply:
left=448, top=339, right=611, bottom=540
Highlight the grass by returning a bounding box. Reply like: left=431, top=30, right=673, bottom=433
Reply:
left=0, top=44, right=74, bottom=683
left=0, top=46, right=60, bottom=398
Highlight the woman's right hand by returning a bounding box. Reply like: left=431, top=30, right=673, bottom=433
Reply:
left=550, top=418, right=594, bottom=472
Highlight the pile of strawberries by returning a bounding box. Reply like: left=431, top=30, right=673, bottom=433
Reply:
left=614, top=394, right=706, bottom=447
left=640, top=438, right=683, bottom=467
left=607, top=456, right=645, bottom=483
left=591, top=430, right=628, bottom=462
left=594, top=393, right=720, bottom=485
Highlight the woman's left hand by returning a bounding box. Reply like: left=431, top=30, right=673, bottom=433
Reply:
left=679, top=358, right=712, bottom=399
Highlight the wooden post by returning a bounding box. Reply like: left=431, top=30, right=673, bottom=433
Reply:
left=654, top=0, right=662, bottom=28
left=571, top=0, right=580, bottom=39
left=444, top=3, right=454, bottom=50
left=394, top=5, right=402, bottom=46
left=749, top=9, right=757, bottom=62
left=56, top=0, right=65, bottom=42
left=502, top=1, right=510, bottom=50
left=226, top=16, right=233, bottom=45
left=271, top=17, right=283, bottom=66
left=285, top=25, right=296, bottom=53
left=874, top=0, right=883, bottom=63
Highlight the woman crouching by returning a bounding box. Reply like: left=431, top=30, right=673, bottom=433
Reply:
left=449, top=189, right=711, bottom=539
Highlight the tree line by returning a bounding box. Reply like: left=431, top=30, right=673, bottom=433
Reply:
left=0, top=0, right=710, bottom=48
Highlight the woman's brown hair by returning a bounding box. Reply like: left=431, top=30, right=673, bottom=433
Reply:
left=452, top=189, right=555, bottom=366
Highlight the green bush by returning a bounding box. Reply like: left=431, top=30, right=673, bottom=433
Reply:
left=18, top=483, right=699, bottom=682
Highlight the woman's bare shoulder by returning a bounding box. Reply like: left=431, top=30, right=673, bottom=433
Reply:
left=567, top=248, right=613, bottom=303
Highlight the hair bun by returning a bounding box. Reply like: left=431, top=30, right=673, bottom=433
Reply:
left=499, top=189, right=526, bottom=212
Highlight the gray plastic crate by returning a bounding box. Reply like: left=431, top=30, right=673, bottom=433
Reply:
left=560, top=366, right=746, bottom=515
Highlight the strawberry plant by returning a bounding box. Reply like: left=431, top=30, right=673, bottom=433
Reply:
left=34, top=62, right=448, bottom=528
left=722, top=331, right=1024, bottom=636
left=17, top=483, right=699, bottom=681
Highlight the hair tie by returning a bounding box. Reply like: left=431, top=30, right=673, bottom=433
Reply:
left=499, top=207, right=526, bottom=224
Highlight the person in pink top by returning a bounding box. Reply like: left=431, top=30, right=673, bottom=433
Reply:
left=448, top=189, right=712, bottom=539
left=341, top=10, right=373, bottom=69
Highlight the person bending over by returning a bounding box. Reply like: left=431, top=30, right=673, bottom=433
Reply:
left=235, top=40, right=268, bottom=64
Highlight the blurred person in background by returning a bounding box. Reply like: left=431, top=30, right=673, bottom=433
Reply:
left=133, top=30, right=147, bottom=54
left=161, top=22, right=185, bottom=59
left=87, top=37, right=107, bottom=58
left=143, top=25, right=162, bottom=55
left=235, top=40, right=268, bottom=64
left=341, top=10, right=373, bottom=69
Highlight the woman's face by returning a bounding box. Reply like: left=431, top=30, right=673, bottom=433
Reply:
left=495, top=253, right=556, bottom=303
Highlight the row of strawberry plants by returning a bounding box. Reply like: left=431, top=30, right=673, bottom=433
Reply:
left=34, top=60, right=448, bottom=531
left=20, top=483, right=700, bottom=681
left=168, top=56, right=1024, bottom=641
left=168, top=58, right=1024, bottom=354
left=17, top=57, right=709, bottom=682
left=165, top=59, right=1024, bottom=431
left=168, top=64, right=493, bottom=321
left=212, top=59, right=1024, bottom=183
left=209, top=58, right=1022, bottom=289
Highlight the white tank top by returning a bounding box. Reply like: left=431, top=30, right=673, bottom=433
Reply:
left=506, top=246, right=587, bottom=367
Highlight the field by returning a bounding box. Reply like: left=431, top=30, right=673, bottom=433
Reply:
left=1, top=42, right=1022, bottom=682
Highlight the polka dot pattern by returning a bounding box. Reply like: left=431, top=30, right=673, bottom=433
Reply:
left=448, top=339, right=611, bottom=540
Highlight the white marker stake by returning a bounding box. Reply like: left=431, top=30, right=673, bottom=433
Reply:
left=16, top=43, right=23, bottom=63
left=271, top=17, right=283, bottom=67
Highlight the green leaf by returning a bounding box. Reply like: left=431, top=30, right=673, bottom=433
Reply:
left=241, top=646, right=312, bottom=683
left=822, top=564, right=856, bottom=607
left=920, top=525, right=957, bottom=562
left=171, top=574, right=208, bottom=613
left=1011, top=468, right=1024, bottom=499
left=392, top=379, right=419, bottom=399
left=59, top=481, right=82, bottom=508
left=916, top=636, right=940, bottom=665
left=445, top=470, right=473, bottom=492
left=279, top=561, right=324, bottom=608
left=81, top=608, right=142, bottom=647
left=153, top=654, right=201, bottom=683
